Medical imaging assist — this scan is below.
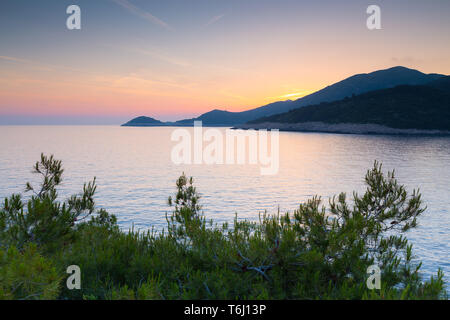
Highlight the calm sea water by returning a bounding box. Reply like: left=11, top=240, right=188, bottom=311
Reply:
left=0, top=126, right=449, bottom=287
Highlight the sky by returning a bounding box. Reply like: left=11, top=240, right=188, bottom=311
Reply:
left=1, top=0, right=450, bottom=124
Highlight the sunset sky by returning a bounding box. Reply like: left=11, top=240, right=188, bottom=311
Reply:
left=1, top=0, right=450, bottom=124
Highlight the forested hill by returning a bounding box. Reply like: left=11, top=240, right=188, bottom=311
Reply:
left=248, top=77, right=450, bottom=131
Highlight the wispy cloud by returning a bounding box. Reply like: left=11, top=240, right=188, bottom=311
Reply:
left=105, top=41, right=192, bottom=67
left=133, top=48, right=191, bottom=67
left=205, top=14, right=225, bottom=27
left=266, top=91, right=314, bottom=101
left=112, top=0, right=172, bottom=30
left=279, top=92, right=309, bottom=99
left=0, top=55, right=99, bottom=75
left=0, top=55, right=33, bottom=64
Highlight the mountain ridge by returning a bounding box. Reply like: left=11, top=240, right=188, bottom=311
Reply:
left=238, top=76, right=450, bottom=134
left=122, top=66, right=447, bottom=127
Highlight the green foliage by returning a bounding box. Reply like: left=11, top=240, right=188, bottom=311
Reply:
left=167, top=173, right=205, bottom=241
left=0, top=153, right=97, bottom=252
left=0, top=154, right=446, bottom=300
left=0, top=243, right=61, bottom=299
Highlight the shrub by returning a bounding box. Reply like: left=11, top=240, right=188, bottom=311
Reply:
left=0, top=154, right=97, bottom=253
left=0, top=243, right=61, bottom=299
left=0, top=155, right=446, bottom=300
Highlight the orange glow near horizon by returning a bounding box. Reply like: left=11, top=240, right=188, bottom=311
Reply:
left=1, top=1, right=450, bottom=123
left=0, top=56, right=327, bottom=119
left=1, top=50, right=449, bottom=121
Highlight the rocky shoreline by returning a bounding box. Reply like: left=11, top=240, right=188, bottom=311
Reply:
left=235, top=122, right=450, bottom=135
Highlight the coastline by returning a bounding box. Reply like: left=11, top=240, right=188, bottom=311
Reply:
left=235, top=122, right=450, bottom=136
left=121, top=123, right=232, bottom=127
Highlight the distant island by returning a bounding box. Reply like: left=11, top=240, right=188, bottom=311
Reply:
left=122, top=116, right=166, bottom=126
left=122, top=66, right=450, bottom=134
left=121, top=115, right=234, bottom=127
